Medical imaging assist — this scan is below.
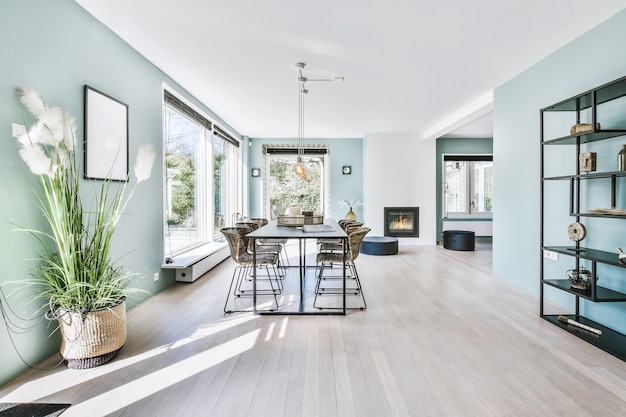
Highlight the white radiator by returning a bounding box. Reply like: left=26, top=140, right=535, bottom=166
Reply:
left=162, top=244, right=230, bottom=283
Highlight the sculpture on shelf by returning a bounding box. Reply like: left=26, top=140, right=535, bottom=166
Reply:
left=579, top=152, right=597, bottom=172
left=565, top=267, right=597, bottom=291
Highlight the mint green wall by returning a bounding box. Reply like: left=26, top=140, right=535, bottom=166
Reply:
left=494, top=9, right=626, bottom=332
left=435, top=137, right=493, bottom=240
left=0, top=0, right=239, bottom=386
left=247, top=138, right=363, bottom=220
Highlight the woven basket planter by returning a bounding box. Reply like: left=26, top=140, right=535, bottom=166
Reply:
left=57, top=299, right=127, bottom=369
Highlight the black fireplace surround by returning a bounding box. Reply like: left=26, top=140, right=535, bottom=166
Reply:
left=384, top=207, right=419, bottom=237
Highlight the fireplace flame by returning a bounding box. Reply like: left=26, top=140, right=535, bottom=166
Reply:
left=390, top=214, right=413, bottom=230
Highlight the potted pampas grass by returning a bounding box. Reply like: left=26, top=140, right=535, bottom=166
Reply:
left=12, top=87, right=156, bottom=368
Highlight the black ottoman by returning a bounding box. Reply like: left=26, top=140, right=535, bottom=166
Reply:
left=443, top=230, right=475, bottom=251
left=360, top=236, right=398, bottom=255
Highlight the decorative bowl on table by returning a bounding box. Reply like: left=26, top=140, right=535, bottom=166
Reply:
left=276, top=214, right=324, bottom=226
left=277, top=215, right=305, bottom=226
left=304, top=215, right=324, bottom=225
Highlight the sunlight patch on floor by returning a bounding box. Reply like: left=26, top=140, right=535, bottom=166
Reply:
left=60, top=329, right=260, bottom=416
left=279, top=317, right=289, bottom=338
left=264, top=322, right=276, bottom=341
left=1, top=313, right=259, bottom=403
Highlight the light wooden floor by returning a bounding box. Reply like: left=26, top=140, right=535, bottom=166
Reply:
left=2, top=242, right=626, bottom=416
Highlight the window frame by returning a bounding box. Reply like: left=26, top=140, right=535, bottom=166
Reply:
left=442, top=154, right=493, bottom=219
left=162, top=87, right=242, bottom=259
left=261, top=144, right=330, bottom=220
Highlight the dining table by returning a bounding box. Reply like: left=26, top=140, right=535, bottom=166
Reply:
left=247, top=218, right=348, bottom=315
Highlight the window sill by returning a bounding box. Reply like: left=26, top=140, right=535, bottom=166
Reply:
left=161, top=241, right=228, bottom=269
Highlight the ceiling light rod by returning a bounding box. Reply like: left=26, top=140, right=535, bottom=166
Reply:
left=293, top=62, right=307, bottom=179
left=292, top=62, right=343, bottom=179
left=295, top=62, right=344, bottom=82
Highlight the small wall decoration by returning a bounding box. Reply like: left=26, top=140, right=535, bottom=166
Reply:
left=251, top=168, right=261, bottom=177
left=84, top=85, right=129, bottom=181
left=342, top=165, right=352, bottom=175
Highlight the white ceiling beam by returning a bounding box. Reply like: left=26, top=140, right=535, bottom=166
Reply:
left=422, top=91, right=494, bottom=141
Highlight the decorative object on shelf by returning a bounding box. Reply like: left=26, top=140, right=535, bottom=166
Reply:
left=342, top=165, right=352, bottom=175
left=618, top=144, right=626, bottom=171
left=339, top=199, right=362, bottom=221
left=566, top=267, right=598, bottom=290
left=587, top=207, right=626, bottom=215
left=567, top=221, right=586, bottom=241
left=558, top=315, right=602, bottom=335
left=251, top=168, right=261, bottom=177
left=570, top=122, right=601, bottom=135
left=579, top=152, right=597, bottom=172
left=617, top=247, right=626, bottom=262
left=10, top=87, right=155, bottom=369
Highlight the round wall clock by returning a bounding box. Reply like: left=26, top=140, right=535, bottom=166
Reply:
left=567, top=221, right=586, bottom=242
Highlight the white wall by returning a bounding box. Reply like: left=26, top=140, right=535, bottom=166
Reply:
left=363, top=133, right=437, bottom=245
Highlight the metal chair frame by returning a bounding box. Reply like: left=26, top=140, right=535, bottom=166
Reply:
left=313, top=226, right=370, bottom=310
left=221, top=226, right=281, bottom=313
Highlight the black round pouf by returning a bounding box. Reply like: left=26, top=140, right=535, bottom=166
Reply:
left=443, top=230, right=475, bottom=251
left=360, top=236, right=398, bottom=255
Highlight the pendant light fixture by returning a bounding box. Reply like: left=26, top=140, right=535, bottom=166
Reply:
left=293, top=62, right=308, bottom=179
left=292, top=62, right=343, bottom=179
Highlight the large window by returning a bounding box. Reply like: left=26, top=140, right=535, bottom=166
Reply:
left=443, top=155, right=493, bottom=217
left=213, top=127, right=239, bottom=236
left=163, top=91, right=240, bottom=257
left=263, top=146, right=329, bottom=219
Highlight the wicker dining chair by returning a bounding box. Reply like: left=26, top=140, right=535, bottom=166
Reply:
left=313, top=226, right=370, bottom=310
left=317, top=221, right=364, bottom=254
left=221, top=226, right=281, bottom=313
left=247, top=218, right=290, bottom=269
left=318, top=220, right=362, bottom=243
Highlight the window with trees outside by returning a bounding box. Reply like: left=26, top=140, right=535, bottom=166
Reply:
left=163, top=91, right=240, bottom=258
left=443, top=155, right=493, bottom=218
left=263, top=147, right=329, bottom=220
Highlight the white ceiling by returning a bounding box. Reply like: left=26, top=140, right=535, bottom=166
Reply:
left=75, top=0, right=625, bottom=139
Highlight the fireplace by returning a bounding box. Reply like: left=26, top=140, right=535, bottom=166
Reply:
left=384, top=207, right=419, bottom=237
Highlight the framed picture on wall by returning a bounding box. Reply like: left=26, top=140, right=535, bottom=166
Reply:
left=84, top=85, right=129, bottom=181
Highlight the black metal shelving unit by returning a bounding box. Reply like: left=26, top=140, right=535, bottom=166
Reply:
left=540, top=75, right=626, bottom=362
